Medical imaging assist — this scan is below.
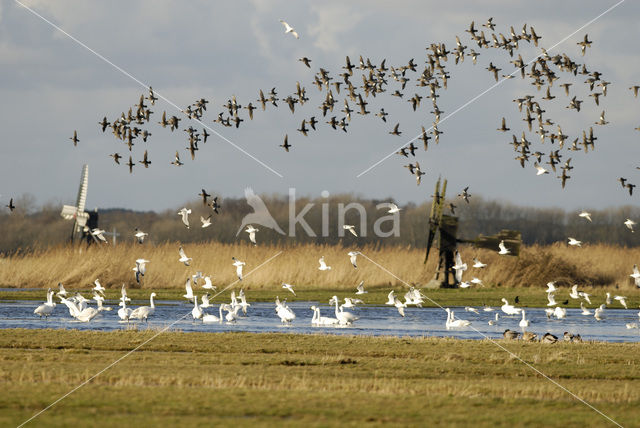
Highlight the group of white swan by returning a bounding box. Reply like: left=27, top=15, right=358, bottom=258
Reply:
left=32, top=261, right=640, bottom=339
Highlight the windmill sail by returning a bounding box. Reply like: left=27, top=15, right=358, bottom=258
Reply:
left=60, top=164, right=90, bottom=238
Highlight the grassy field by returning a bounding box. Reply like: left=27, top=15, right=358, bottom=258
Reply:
left=1, top=242, right=640, bottom=291
left=0, top=329, right=638, bottom=427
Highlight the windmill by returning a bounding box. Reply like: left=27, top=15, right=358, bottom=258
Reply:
left=424, top=177, right=522, bottom=289
left=60, top=164, right=90, bottom=243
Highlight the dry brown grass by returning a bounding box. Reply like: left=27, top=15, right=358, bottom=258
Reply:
left=0, top=241, right=639, bottom=292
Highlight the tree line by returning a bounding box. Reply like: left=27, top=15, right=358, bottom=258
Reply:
left=0, top=192, right=639, bottom=253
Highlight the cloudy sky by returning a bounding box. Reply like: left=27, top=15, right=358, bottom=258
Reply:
left=1, top=0, right=638, bottom=212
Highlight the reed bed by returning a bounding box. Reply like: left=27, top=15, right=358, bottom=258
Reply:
left=0, top=241, right=639, bottom=292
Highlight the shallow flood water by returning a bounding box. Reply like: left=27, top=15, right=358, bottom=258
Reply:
left=3, top=292, right=640, bottom=342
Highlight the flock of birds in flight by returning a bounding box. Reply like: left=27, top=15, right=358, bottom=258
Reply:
left=56, top=17, right=640, bottom=198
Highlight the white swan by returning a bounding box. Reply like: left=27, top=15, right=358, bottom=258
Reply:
left=547, top=292, right=557, bottom=307
left=519, top=310, right=530, bottom=328
left=488, top=313, right=499, bottom=325
left=202, top=305, right=224, bottom=323
left=445, top=308, right=471, bottom=329
left=501, top=298, right=522, bottom=315
left=330, top=295, right=358, bottom=325
left=192, top=296, right=203, bottom=321
left=129, top=292, right=156, bottom=322
left=580, top=302, right=592, bottom=315
left=34, top=288, right=56, bottom=318
left=118, top=299, right=132, bottom=322
left=310, top=306, right=338, bottom=326
left=594, top=304, right=605, bottom=321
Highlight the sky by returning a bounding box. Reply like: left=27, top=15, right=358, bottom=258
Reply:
left=1, top=0, right=639, bottom=213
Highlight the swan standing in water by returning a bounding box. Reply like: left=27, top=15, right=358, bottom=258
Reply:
left=34, top=288, right=56, bottom=318
left=129, top=292, right=157, bottom=322
left=445, top=308, right=471, bottom=329
left=501, top=298, right=522, bottom=315
left=118, top=299, right=132, bottom=322
left=192, top=296, right=203, bottom=321
left=519, top=310, right=530, bottom=328
left=329, top=296, right=358, bottom=325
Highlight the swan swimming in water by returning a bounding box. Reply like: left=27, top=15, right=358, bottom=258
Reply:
left=580, top=302, right=592, bottom=315
left=310, top=306, right=338, bottom=326
left=202, top=305, right=224, bottom=323
left=488, top=313, right=499, bottom=325
left=445, top=308, right=471, bottom=329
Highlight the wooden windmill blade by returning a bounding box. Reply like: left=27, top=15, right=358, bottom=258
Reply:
left=60, top=164, right=90, bottom=242
left=424, top=177, right=447, bottom=264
